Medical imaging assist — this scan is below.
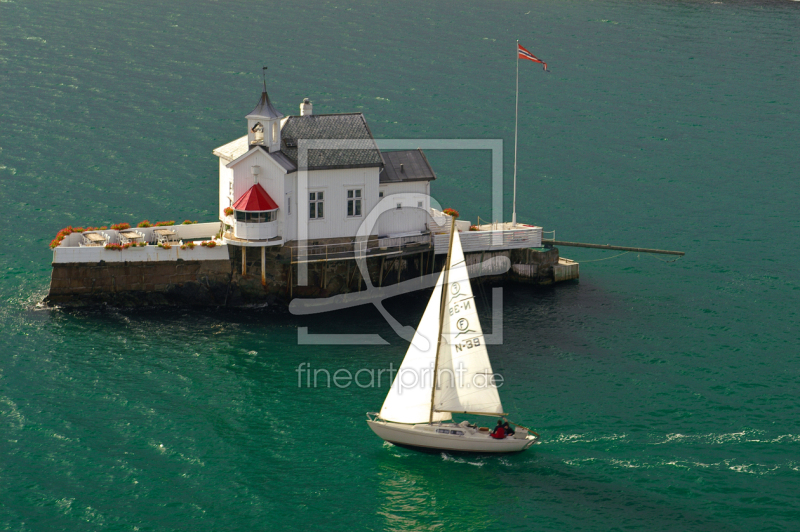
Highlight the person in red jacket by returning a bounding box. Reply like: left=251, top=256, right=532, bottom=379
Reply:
left=490, top=419, right=506, bottom=439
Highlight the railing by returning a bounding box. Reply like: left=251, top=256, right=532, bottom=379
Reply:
left=290, top=237, right=432, bottom=264
left=287, top=227, right=543, bottom=262
left=433, top=226, right=543, bottom=254
left=56, top=223, right=221, bottom=248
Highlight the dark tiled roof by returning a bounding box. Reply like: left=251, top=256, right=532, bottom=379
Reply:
left=280, top=113, right=383, bottom=171
left=381, top=149, right=436, bottom=183
left=268, top=150, right=297, bottom=172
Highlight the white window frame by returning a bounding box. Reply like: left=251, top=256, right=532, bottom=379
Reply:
left=347, top=189, right=363, bottom=217
left=309, top=191, right=324, bottom=220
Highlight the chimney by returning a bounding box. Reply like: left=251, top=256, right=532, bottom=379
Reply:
left=300, top=98, right=313, bottom=116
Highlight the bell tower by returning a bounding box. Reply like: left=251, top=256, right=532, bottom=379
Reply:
left=246, top=70, right=284, bottom=152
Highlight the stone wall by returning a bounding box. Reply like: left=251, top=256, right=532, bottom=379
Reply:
left=46, top=259, right=234, bottom=307
left=45, top=245, right=569, bottom=309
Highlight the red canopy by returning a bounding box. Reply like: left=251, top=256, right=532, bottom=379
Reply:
left=233, top=183, right=279, bottom=212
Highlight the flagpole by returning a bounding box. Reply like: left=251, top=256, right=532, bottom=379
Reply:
left=512, top=40, right=519, bottom=227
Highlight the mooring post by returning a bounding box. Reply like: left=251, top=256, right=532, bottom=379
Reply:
left=242, top=246, right=247, bottom=276
left=398, top=257, right=403, bottom=284
left=261, top=247, right=266, bottom=286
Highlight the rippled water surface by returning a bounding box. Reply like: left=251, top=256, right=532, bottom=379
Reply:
left=1, top=0, right=799, bottom=530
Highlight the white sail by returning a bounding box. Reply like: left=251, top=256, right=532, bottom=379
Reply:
left=433, top=229, right=504, bottom=415
left=379, top=270, right=452, bottom=424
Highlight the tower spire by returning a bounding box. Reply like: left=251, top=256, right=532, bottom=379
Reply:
left=262, top=66, right=267, bottom=93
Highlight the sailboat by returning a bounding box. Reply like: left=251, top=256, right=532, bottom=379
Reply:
left=367, top=218, right=539, bottom=453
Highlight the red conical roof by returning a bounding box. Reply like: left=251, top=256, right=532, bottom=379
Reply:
left=233, top=183, right=279, bottom=211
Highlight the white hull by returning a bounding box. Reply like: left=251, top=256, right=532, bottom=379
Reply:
left=367, top=417, right=538, bottom=453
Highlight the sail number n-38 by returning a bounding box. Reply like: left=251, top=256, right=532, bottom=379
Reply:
left=448, top=300, right=472, bottom=316
left=454, top=337, right=480, bottom=352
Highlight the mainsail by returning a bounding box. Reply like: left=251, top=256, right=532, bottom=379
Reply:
left=379, top=223, right=503, bottom=424
left=433, top=230, right=504, bottom=416
left=378, top=270, right=453, bottom=424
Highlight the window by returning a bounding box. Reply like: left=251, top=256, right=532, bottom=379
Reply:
left=379, top=191, right=384, bottom=198
left=417, top=201, right=423, bottom=208
left=272, top=122, right=279, bottom=144
left=347, top=189, right=362, bottom=217
left=254, top=211, right=276, bottom=223
left=236, top=211, right=277, bottom=223
left=396, top=202, right=402, bottom=209
left=309, top=191, right=324, bottom=219
left=229, top=180, right=233, bottom=197
left=287, top=197, right=291, bottom=215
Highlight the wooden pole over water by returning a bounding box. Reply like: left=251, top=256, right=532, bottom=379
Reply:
left=547, top=240, right=684, bottom=256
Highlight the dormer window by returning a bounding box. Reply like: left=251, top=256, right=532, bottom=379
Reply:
left=251, top=122, right=264, bottom=144
left=284, top=139, right=297, bottom=148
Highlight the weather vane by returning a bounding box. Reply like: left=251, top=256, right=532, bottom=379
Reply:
left=262, top=66, right=267, bottom=92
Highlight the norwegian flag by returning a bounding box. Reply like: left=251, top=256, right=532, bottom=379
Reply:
left=518, top=43, right=548, bottom=71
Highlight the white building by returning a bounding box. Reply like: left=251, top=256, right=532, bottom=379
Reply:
left=212, top=88, right=436, bottom=247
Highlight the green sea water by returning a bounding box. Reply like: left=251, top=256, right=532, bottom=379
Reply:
left=1, top=0, right=799, bottom=530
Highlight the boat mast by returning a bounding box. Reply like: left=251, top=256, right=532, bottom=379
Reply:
left=512, top=39, right=519, bottom=227
left=429, top=216, right=457, bottom=424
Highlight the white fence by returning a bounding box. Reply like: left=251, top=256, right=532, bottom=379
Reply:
left=290, top=237, right=430, bottom=264
left=53, top=244, right=230, bottom=264
left=52, top=222, right=226, bottom=263
left=432, top=226, right=542, bottom=254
